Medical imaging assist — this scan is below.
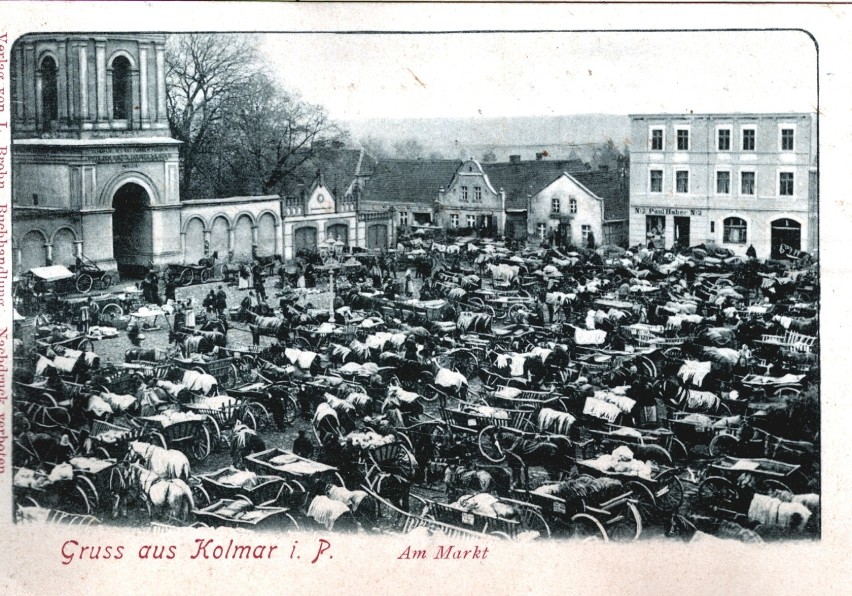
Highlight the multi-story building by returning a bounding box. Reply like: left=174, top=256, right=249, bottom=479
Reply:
left=629, top=113, right=817, bottom=259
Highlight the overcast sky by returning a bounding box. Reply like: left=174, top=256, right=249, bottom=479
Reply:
left=260, top=30, right=817, bottom=121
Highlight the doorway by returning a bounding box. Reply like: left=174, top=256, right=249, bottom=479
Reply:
left=771, top=218, right=801, bottom=259
left=674, top=217, right=691, bottom=248
left=112, top=183, right=153, bottom=278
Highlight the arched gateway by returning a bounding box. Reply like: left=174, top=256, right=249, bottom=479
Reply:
left=112, top=183, right=154, bottom=277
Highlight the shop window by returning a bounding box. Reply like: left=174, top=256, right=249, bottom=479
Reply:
left=723, top=217, right=747, bottom=244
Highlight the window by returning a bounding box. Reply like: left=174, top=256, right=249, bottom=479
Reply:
left=112, top=56, right=132, bottom=120
left=537, top=223, right=547, bottom=239
left=399, top=211, right=408, bottom=226
left=675, top=170, right=689, bottom=194
left=551, top=198, right=560, bottom=213
left=467, top=215, right=476, bottom=228
left=723, top=217, right=748, bottom=244
left=742, top=128, right=755, bottom=151
left=781, top=128, right=795, bottom=151
left=460, top=186, right=468, bottom=202
left=676, top=129, right=689, bottom=151
left=650, top=128, right=663, bottom=151
left=451, top=214, right=459, bottom=228
left=779, top=172, right=794, bottom=196
left=646, top=216, right=665, bottom=243
left=710, top=221, right=715, bottom=233
left=716, top=171, right=731, bottom=194
left=718, top=128, right=731, bottom=151
left=741, top=172, right=755, bottom=195
left=39, top=56, right=59, bottom=125
left=474, top=186, right=482, bottom=202
left=569, top=198, right=578, bottom=214
left=581, top=225, right=593, bottom=247
left=649, top=170, right=663, bottom=193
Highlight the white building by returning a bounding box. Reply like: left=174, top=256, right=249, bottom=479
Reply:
left=629, top=113, right=817, bottom=259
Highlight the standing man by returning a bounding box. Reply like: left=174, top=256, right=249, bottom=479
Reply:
left=215, top=285, right=228, bottom=317
left=252, top=263, right=267, bottom=301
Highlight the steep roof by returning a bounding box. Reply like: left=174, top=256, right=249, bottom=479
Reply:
left=571, top=169, right=630, bottom=221
left=281, top=148, right=373, bottom=201
left=482, top=159, right=589, bottom=210
left=360, top=159, right=463, bottom=206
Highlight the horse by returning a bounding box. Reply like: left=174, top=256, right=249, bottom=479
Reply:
left=500, top=434, right=574, bottom=489
left=444, top=463, right=511, bottom=503
left=128, top=441, right=191, bottom=481
left=229, top=421, right=266, bottom=469
left=124, top=462, right=194, bottom=521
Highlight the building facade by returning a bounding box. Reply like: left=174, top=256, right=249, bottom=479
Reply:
left=526, top=174, right=604, bottom=248
left=629, top=113, right=817, bottom=259
left=436, top=159, right=505, bottom=235
left=11, top=34, right=391, bottom=277
left=11, top=34, right=182, bottom=275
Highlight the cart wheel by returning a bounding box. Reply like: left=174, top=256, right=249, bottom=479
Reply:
left=421, top=387, right=440, bottom=403
left=607, top=501, right=643, bottom=542
left=773, top=387, right=801, bottom=400
left=656, top=474, right=684, bottom=513
left=709, top=433, right=739, bottom=458
left=627, top=480, right=657, bottom=520
left=163, top=268, right=178, bottom=285
left=478, top=426, right=508, bottom=463
left=570, top=513, right=609, bottom=542
left=716, top=401, right=732, bottom=416
left=99, top=273, right=113, bottom=290
left=100, top=303, right=123, bottom=325
left=635, top=443, right=672, bottom=466
left=72, top=483, right=93, bottom=515
left=697, top=476, right=736, bottom=509
left=293, top=337, right=313, bottom=351
left=199, top=267, right=211, bottom=283
left=470, top=297, right=486, bottom=309
left=95, top=447, right=112, bottom=461
left=223, top=364, right=239, bottom=389
left=76, top=475, right=100, bottom=511
left=507, top=303, right=529, bottom=321
left=76, top=274, right=94, bottom=293
left=285, top=513, right=301, bottom=531
left=77, top=339, right=95, bottom=352
left=283, top=397, right=299, bottom=425
left=178, top=268, right=193, bottom=286
left=189, top=425, right=212, bottom=463
left=669, top=438, right=690, bottom=466
left=203, top=415, right=222, bottom=450
left=637, top=355, right=657, bottom=379
left=761, top=479, right=794, bottom=495
left=521, top=508, right=551, bottom=538
left=243, top=402, right=272, bottom=432
left=192, top=484, right=212, bottom=508
left=453, top=350, right=479, bottom=378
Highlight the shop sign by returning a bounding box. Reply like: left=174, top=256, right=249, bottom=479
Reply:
left=633, top=207, right=703, bottom=216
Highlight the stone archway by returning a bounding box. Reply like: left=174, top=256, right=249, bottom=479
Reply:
left=112, top=183, right=153, bottom=277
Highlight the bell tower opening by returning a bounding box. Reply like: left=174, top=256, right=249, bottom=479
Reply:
left=112, top=182, right=153, bottom=278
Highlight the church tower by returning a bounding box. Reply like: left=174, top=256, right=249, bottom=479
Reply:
left=12, top=33, right=182, bottom=276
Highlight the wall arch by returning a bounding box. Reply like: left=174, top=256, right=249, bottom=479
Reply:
left=209, top=215, right=231, bottom=258
left=21, top=229, right=49, bottom=271
left=256, top=212, right=277, bottom=258
left=100, top=171, right=161, bottom=208
left=184, top=217, right=206, bottom=264
left=51, top=227, right=78, bottom=266
left=107, top=49, right=137, bottom=70
left=233, top=214, right=254, bottom=262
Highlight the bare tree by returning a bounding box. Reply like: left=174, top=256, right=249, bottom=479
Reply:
left=166, top=33, right=260, bottom=198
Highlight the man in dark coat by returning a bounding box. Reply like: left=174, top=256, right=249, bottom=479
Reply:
left=215, top=285, right=227, bottom=316
left=293, top=430, right=314, bottom=459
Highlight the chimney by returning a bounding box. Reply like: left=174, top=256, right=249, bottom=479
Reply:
left=509, top=155, right=521, bottom=163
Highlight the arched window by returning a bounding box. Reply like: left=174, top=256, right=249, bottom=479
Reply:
left=112, top=56, right=132, bottom=120
left=723, top=217, right=747, bottom=244
left=569, top=198, right=578, bottom=214
left=39, top=56, right=59, bottom=125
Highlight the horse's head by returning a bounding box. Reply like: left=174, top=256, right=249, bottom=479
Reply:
left=127, top=441, right=151, bottom=463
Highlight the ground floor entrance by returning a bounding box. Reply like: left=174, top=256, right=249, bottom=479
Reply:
left=112, top=183, right=153, bottom=278
left=674, top=216, right=691, bottom=248
left=771, top=218, right=802, bottom=259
